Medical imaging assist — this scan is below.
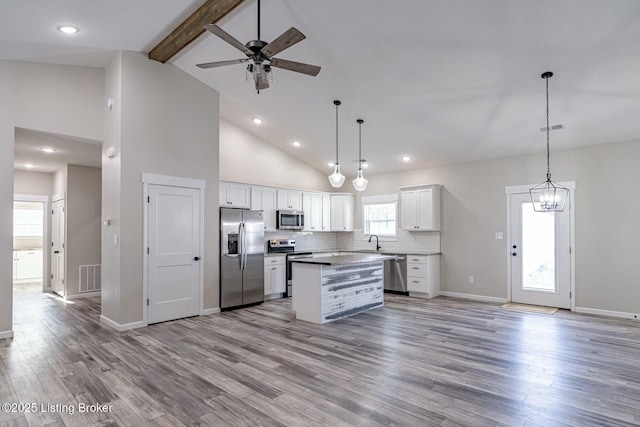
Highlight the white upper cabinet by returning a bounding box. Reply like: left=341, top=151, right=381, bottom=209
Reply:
left=220, top=182, right=251, bottom=208
left=277, top=189, right=303, bottom=211
left=400, top=185, right=441, bottom=231
left=303, top=192, right=331, bottom=232
left=251, top=186, right=277, bottom=232
left=330, top=194, right=355, bottom=232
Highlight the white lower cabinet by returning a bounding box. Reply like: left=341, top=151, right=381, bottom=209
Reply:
left=14, top=249, right=43, bottom=281
left=264, top=255, right=286, bottom=296
left=407, top=254, right=440, bottom=298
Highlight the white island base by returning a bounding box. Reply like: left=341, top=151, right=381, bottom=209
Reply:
left=291, top=260, right=385, bottom=324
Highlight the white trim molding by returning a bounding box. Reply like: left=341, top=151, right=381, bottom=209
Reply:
left=575, top=307, right=639, bottom=320
left=201, top=307, right=221, bottom=316
left=0, top=330, right=14, bottom=340
left=141, top=173, right=206, bottom=189
left=100, top=315, right=147, bottom=332
left=65, top=291, right=101, bottom=300
left=439, top=291, right=507, bottom=304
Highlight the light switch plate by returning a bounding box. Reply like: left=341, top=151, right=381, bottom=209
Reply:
left=495, top=232, right=504, bottom=240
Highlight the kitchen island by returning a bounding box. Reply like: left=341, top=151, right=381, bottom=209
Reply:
left=290, top=254, right=397, bottom=324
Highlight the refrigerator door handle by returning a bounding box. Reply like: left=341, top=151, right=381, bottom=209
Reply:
left=238, top=223, right=243, bottom=269
left=242, top=222, right=248, bottom=270
left=240, top=222, right=246, bottom=270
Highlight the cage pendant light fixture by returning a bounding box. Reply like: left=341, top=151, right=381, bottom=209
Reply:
left=352, top=119, right=368, bottom=191
left=529, top=71, right=569, bottom=212
left=328, top=100, right=346, bottom=188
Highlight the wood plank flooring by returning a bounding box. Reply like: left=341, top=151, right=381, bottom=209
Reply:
left=2, top=283, right=640, bottom=426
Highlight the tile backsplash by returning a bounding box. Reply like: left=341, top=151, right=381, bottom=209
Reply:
left=265, top=229, right=440, bottom=254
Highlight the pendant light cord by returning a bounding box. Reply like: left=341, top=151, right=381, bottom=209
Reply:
left=257, top=0, right=261, bottom=40
left=335, top=102, right=339, bottom=164
left=357, top=119, right=363, bottom=171
left=546, top=75, right=551, bottom=180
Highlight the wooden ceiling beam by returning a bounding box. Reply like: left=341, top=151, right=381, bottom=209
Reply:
left=149, top=0, right=245, bottom=64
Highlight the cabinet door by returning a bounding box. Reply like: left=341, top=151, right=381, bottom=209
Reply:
left=401, top=191, right=418, bottom=229
left=227, top=184, right=250, bottom=208
left=305, top=193, right=322, bottom=231
left=219, top=182, right=229, bottom=206
left=264, top=267, right=272, bottom=295
left=276, top=191, right=290, bottom=210
left=13, top=253, right=17, bottom=280
left=302, top=193, right=313, bottom=231
left=273, top=265, right=286, bottom=293
left=289, top=191, right=303, bottom=211
left=252, top=187, right=277, bottom=232
left=16, top=251, right=42, bottom=280
left=321, top=194, right=331, bottom=231
left=416, top=189, right=434, bottom=230
left=330, top=196, right=345, bottom=230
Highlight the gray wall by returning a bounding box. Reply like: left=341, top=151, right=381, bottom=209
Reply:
left=102, top=51, right=220, bottom=326
left=14, top=170, right=53, bottom=196
left=66, top=165, right=102, bottom=297
left=359, top=138, right=640, bottom=314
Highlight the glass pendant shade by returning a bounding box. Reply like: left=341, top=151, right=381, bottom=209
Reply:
left=529, top=174, right=569, bottom=212
left=328, top=163, right=345, bottom=188
left=529, top=71, right=568, bottom=212
left=352, top=169, right=368, bottom=191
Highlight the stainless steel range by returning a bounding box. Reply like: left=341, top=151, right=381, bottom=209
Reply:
left=267, top=239, right=311, bottom=297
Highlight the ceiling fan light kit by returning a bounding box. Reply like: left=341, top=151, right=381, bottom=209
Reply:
left=196, top=0, right=321, bottom=93
left=529, top=71, right=569, bottom=212
left=328, top=100, right=346, bottom=188
left=352, top=119, right=368, bottom=191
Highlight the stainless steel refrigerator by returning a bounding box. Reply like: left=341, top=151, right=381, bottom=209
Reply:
left=220, top=208, right=265, bottom=310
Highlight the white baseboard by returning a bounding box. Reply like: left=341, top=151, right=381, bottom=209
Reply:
left=439, top=291, right=507, bottom=304
left=0, top=330, right=14, bottom=340
left=575, top=306, right=639, bottom=320
left=65, top=291, right=101, bottom=300
left=100, top=315, right=146, bottom=332
left=201, top=307, right=221, bottom=316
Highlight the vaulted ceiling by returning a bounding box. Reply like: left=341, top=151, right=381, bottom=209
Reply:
left=3, top=0, right=640, bottom=177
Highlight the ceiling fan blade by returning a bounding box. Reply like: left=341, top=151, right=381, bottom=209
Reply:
left=196, top=58, right=248, bottom=69
left=269, top=58, right=321, bottom=76
left=204, top=24, right=253, bottom=56
left=260, top=27, right=306, bottom=58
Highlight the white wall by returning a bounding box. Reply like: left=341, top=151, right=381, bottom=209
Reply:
left=220, top=118, right=332, bottom=192
left=361, top=138, right=640, bottom=314
left=14, top=170, right=53, bottom=196
left=1, top=60, right=104, bottom=338
left=102, top=51, right=220, bottom=326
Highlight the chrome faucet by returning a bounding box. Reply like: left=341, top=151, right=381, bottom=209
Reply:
left=368, top=234, right=381, bottom=251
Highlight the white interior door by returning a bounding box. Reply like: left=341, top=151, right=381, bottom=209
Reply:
left=510, top=192, right=571, bottom=308
left=51, top=199, right=65, bottom=295
left=148, top=184, right=201, bottom=324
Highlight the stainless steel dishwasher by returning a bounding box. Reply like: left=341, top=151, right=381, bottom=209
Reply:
left=384, top=255, right=407, bottom=294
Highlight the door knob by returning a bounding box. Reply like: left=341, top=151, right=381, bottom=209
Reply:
left=512, top=245, right=517, bottom=249
left=512, top=252, right=517, bottom=256
left=194, top=256, right=200, bottom=261
left=54, top=250, right=60, bottom=254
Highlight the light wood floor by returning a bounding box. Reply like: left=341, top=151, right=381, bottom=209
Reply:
left=2, top=283, right=640, bottom=426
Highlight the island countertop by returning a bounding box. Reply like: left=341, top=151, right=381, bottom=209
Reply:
left=289, top=253, right=399, bottom=266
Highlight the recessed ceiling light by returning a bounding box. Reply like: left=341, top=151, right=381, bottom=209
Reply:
left=57, top=25, right=79, bottom=34
left=40, top=147, right=56, bottom=153
left=22, top=163, right=36, bottom=168
left=401, top=155, right=412, bottom=162
left=252, top=118, right=263, bottom=125
left=291, top=141, right=301, bottom=147
left=327, top=162, right=335, bottom=167
left=362, top=162, right=369, bottom=168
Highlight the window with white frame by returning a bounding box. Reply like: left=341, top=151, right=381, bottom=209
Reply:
left=362, top=194, right=398, bottom=239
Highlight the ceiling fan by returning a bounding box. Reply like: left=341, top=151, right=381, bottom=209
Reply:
left=196, top=0, right=321, bottom=93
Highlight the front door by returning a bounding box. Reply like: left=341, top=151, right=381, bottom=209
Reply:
left=51, top=199, right=65, bottom=296
left=510, top=192, right=571, bottom=309
left=148, top=184, right=201, bottom=324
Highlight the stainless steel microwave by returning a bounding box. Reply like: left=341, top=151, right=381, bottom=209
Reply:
left=277, top=210, right=304, bottom=230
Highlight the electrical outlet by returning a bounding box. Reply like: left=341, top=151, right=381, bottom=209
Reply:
left=495, top=232, right=504, bottom=240
left=468, top=276, right=474, bottom=284
left=113, top=234, right=118, bottom=245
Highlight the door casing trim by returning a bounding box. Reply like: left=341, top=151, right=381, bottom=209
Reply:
left=505, top=181, right=576, bottom=311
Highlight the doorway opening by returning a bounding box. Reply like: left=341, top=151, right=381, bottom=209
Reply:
left=506, top=183, right=575, bottom=310
left=12, top=197, right=48, bottom=290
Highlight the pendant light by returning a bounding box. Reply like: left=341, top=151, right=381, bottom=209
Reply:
left=328, top=100, right=345, bottom=188
left=352, top=119, right=368, bottom=191
left=529, top=71, right=569, bottom=212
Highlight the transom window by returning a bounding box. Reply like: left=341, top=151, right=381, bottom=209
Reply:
left=362, top=195, right=398, bottom=239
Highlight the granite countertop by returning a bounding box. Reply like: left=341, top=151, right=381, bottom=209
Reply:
left=289, top=253, right=399, bottom=266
